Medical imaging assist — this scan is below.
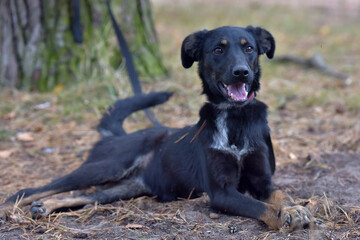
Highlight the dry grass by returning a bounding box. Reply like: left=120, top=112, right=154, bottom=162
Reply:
left=1, top=1, right=360, bottom=239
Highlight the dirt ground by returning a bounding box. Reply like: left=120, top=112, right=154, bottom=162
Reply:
left=1, top=1, right=360, bottom=240
left=1, top=99, right=360, bottom=239
left=1, top=149, right=359, bottom=239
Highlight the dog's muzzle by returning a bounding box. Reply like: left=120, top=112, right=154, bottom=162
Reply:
left=219, top=81, right=254, bottom=102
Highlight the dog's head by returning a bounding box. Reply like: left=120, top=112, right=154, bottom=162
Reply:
left=181, top=26, right=275, bottom=106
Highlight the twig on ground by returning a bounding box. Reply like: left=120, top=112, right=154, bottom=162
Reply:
left=274, top=53, right=351, bottom=84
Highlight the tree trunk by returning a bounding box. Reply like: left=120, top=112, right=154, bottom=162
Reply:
left=0, top=0, right=42, bottom=89
left=0, top=0, right=166, bottom=91
left=119, top=0, right=167, bottom=78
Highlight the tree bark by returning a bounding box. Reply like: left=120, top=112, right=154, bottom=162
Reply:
left=0, top=0, right=166, bottom=91
left=0, top=0, right=43, bottom=89
left=119, top=0, right=167, bottom=78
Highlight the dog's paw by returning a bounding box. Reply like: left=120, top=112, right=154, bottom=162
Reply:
left=279, top=205, right=324, bottom=232
left=30, top=201, right=46, bottom=219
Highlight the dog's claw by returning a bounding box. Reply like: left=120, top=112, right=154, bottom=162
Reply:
left=283, top=214, right=291, bottom=227
left=31, top=201, right=43, bottom=207
left=30, top=201, right=46, bottom=219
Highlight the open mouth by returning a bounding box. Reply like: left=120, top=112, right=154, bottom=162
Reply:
left=219, top=82, right=254, bottom=102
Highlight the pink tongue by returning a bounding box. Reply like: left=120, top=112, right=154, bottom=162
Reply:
left=228, top=83, right=247, bottom=100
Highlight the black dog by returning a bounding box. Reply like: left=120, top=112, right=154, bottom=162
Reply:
left=0, top=26, right=321, bottom=231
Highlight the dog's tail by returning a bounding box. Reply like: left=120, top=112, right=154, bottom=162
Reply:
left=97, top=91, right=172, bottom=137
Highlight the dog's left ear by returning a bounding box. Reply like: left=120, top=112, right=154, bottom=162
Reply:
left=246, top=26, right=275, bottom=59
left=181, top=30, right=208, bottom=68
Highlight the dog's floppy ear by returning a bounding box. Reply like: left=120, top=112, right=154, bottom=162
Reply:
left=181, top=30, right=208, bottom=68
left=246, top=26, right=275, bottom=59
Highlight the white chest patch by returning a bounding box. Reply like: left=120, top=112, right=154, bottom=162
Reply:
left=210, top=111, right=252, bottom=162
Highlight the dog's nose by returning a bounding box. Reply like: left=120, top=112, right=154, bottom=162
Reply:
left=232, top=66, right=249, bottom=78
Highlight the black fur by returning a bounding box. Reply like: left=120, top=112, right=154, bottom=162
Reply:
left=2, top=26, right=287, bottom=226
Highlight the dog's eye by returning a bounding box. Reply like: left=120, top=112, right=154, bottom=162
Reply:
left=213, top=48, right=223, bottom=55
left=245, top=46, right=253, bottom=53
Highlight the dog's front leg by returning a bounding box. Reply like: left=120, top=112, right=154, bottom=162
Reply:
left=210, top=187, right=283, bottom=228
left=210, top=188, right=322, bottom=231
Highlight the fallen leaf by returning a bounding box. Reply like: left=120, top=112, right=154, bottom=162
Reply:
left=34, top=126, right=43, bottom=132
left=289, top=152, right=297, bottom=160
left=53, top=83, right=64, bottom=94
left=17, top=132, right=35, bottom=142
left=0, top=149, right=16, bottom=158
left=125, top=224, right=149, bottom=230
left=209, top=212, right=220, bottom=219
left=4, top=111, right=16, bottom=120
